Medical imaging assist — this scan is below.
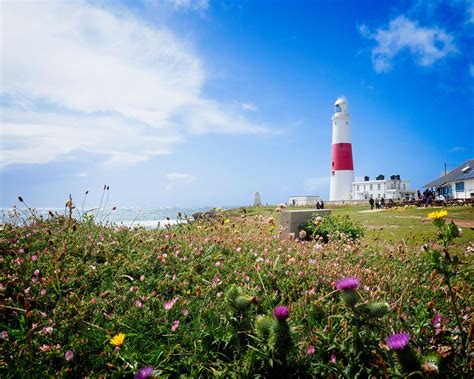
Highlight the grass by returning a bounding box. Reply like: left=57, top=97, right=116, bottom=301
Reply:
left=0, top=203, right=472, bottom=377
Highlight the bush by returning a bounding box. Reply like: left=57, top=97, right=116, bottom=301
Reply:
left=301, top=214, right=365, bottom=242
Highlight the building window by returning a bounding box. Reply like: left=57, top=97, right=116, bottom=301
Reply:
left=363, top=185, right=365, bottom=190
left=455, top=182, right=465, bottom=192
left=370, top=184, right=373, bottom=190
left=377, top=184, right=381, bottom=190
left=357, top=185, right=360, bottom=191
left=403, top=184, right=406, bottom=189
left=391, top=183, right=395, bottom=189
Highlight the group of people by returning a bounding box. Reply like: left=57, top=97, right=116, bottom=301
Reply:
left=315, top=200, right=325, bottom=209
left=419, top=189, right=436, bottom=207
left=369, top=196, right=385, bottom=210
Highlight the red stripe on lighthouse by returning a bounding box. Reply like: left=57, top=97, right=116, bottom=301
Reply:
left=331, top=143, right=353, bottom=170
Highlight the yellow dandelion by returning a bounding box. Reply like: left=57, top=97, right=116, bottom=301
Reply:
left=428, top=210, right=448, bottom=220
left=224, top=219, right=231, bottom=224
left=110, top=332, right=125, bottom=346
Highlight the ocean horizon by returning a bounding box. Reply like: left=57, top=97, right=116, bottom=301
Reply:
left=0, top=205, right=244, bottom=228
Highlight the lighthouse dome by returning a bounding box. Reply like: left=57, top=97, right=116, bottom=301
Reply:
left=333, top=96, right=349, bottom=115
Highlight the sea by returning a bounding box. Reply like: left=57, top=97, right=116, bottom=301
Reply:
left=0, top=205, right=237, bottom=229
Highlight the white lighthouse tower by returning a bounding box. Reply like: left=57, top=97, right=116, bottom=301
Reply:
left=329, top=96, right=354, bottom=201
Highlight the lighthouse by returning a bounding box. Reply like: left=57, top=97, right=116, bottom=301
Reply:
left=329, top=96, right=354, bottom=201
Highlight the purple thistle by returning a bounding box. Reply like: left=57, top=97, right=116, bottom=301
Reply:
left=335, top=277, right=359, bottom=291
left=385, top=332, right=410, bottom=350
left=135, top=366, right=154, bottom=379
left=273, top=305, right=289, bottom=321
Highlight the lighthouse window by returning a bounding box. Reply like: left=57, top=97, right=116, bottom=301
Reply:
left=334, top=104, right=342, bottom=113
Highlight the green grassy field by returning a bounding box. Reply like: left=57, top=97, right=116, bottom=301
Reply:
left=230, top=204, right=474, bottom=251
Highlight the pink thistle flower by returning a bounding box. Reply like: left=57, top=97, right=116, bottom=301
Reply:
left=273, top=305, right=289, bottom=321
left=65, top=350, right=74, bottom=362
left=385, top=332, right=410, bottom=350
left=171, top=320, right=180, bottom=332
left=135, top=366, right=154, bottom=379
left=335, top=277, right=359, bottom=291
left=330, top=353, right=337, bottom=363
left=306, top=344, right=315, bottom=355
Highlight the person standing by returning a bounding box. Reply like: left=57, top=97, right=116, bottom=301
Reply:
left=380, top=196, right=385, bottom=209
left=369, top=197, right=374, bottom=210
left=375, top=198, right=380, bottom=209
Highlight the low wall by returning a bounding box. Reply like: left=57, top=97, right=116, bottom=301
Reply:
left=279, top=209, right=331, bottom=240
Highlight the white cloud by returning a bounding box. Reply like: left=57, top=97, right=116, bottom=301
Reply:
left=360, top=16, right=456, bottom=73
left=172, top=0, right=209, bottom=11
left=0, top=1, right=269, bottom=168
left=450, top=146, right=465, bottom=152
left=242, top=103, right=258, bottom=112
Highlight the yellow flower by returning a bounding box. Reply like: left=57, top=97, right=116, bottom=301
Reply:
left=224, top=219, right=231, bottom=224
left=428, top=210, right=448, bottom=220
left=110, top=332, right=125, bottom=346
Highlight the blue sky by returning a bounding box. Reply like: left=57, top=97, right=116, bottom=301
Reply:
left=1, top=0, right=473, bottom=208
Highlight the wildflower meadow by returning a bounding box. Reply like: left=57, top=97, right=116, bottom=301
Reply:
left=0, top=200, right=473, bottom=377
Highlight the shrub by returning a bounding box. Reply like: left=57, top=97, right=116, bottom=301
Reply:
left=301, top=214, right=365, bottom=242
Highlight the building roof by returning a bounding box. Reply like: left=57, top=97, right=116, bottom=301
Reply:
left=424, top=159, right=474, bottom=188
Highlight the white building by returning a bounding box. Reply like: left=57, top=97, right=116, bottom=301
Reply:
left=352, top=174, right=416, bottom=200
left=288, top=196, right=321, bottom=206
left=424, top=159, right=474, bottom=200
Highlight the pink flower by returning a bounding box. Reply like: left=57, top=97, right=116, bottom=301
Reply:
left=31, top=255, right=38, bottom=262
left=15, top=258, right=24, bottom=265
left=34, top=269, right=40, bottom=276
left=183, top=308, right=189, bottom=317
left=0, top=331, right=8, bottom=340
left=330, top=354, right=337, bottom=363
left=40, top=288, right=46, bottom=296
left=273, top=305, right=289, bottom=321
left=65, top=350, right=74, bottom=362
left=164, top=297, right=178, bottom=311
left=306, top=344, right=315, bottom=356
left=236, top=247, right=242, bottom=253
left=171, top=320, right=180, bottom=331
left=140, top=275, right=145, bottom=282
left=134, top=299, right=143, bottom=308
left=91, top=297, right=96, bottom=304
left=42, top=326, right=53, bottom=335
left=335, top=277, right=359, bottom=291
